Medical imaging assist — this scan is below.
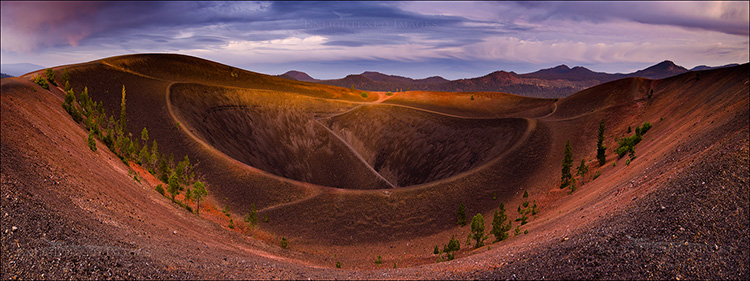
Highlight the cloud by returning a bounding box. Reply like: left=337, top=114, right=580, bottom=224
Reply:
left=517, top=1, right=749, bottom=36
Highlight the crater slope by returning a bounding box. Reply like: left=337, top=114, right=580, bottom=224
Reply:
left=2, top=54, right=747, bottom=278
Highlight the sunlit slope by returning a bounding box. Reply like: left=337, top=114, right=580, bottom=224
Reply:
left=383, top=90, right=556, bottom=118
left=100, top=53, right=379, bottom=102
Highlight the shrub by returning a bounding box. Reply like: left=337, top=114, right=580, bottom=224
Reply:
left=360, top=92, right=368, bottom=98
left=531, top=201, right=538, bottom=215
left=433, top=245, right=440, bottom=254
left=443, top=235, right=460, bottom=261
left=155, top=184, right=165, bottom=195
left=593, top=170, right=601, bottom=180
left=33, top=75, right=49, bottom=89
left=245, top=203, right=258, bottom=227
left=87, top=131, right=97, bottom=152
left=61, top=69, right=70, bottom=87
left=470, top=95, right=474, bottom=101
left=45, top=68, right=57, bottom=86
left=228, top=219, right=235, bottom=229
left=385, top=92, right=393, bottom=96
left=457, top=203, right=466, bottom=226
left=264, top=214, right=269, bottom=223
left=471, top=213, right=485, bottom=248
left=522, top=190, right=528, bottom=198
left=336, top=261, right=342, bottom=268
left=223, top=204, right=231, bottom=217
left=281, top=237, right=288, bottom=249
left=374, top=255, right=383, bottom=265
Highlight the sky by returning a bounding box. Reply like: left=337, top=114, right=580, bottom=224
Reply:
left=1, top=1, right=748, bottom=79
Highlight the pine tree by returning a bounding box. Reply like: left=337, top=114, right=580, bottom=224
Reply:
left=150, top=140, right=159, bottom=168
left=192, top=181, right=207, bottom=214
left=491, top=202, right=511, bottom=242
left=597, top=120, right=606, bottom=166
left=457, top=203, right=467, bottom=226
left=119, top=85, right=127, bottom=132
left=168, top=173, right=180, bottom=201
left=560, top=139, right=573, bottom=188
left=471, top=213, right=485, bottom=248
left=141, top=127, right=149, bottom=146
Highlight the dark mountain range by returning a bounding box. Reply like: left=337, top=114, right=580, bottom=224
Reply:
left=0, top=63, right=45, bottom=77
left=277, top=60, right=698, bottom=98
left=690, top=63, right=741, bottom=71
left=1, top=73, right=13, bottom=78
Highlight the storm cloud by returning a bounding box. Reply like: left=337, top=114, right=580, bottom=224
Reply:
left=1, top=1, right=747, bottom=79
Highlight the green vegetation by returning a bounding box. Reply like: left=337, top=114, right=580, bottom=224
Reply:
left=592, top=170, right=601, bottom=180
left=222, top=204, right=231, bottom=217
left=491, top=202, right=511, bottom=242
left=597, top=120, right=606, bottom=166
left=61, top=69, right=70, bottom=88
left=155, top=184, right=165, bottom=196
left=385, top=92, right=393, bottom=96
left=120, top=85, right=127, bottom=132
left=470, top=213, right=486, bottom=248
left=87, top=131, right=97, bottom=152
left=457, top=203, right=467, bottom=226
left=168, top=173, right=180, bottom=201
left=263, top=214, right=269, bottom=223
left=59, top=78, right=209, bottom=218
left=192, top=181, right=206, bottom=214
left=360, top=92, right=368, bottom=98
left=470, top=95, right=474, bottom=101
left=335, top=261, right=342, bottom=268
left=228, top=219, right=235, bottom=229
left=560, top=139, right=573, bottom=188
left=33, top=75, right=49, bottom=89
left=433, top=245, right=440, bottom=255
left=442, top=235, right=461, bottom=261
left=615, top=121, right=652, bottom=159
left=45, top=68, right=57, bottom=86
left=245, top=203, right=258, bottom=227
left=281, top=237, right=288, bottom=249
left=374, top=255, right=383, bottom=265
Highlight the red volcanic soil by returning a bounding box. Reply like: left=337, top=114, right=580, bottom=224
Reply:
left=2, top=54, right=748, bottom=279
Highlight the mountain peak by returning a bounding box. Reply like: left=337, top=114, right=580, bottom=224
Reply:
left=280, top=70, right=317, bottom=82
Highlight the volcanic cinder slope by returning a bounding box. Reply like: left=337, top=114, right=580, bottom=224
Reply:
left=2, top=54, right=748, bottom=279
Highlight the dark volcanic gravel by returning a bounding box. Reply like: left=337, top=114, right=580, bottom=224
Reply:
left=469, top=128, right=749, bottom=280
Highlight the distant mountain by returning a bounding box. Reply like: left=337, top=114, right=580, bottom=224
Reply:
left=626, top=60, right=688, bottom=80
left=1, top=73, right=13, bottom=79
left=690, top=63, right=741, bottom=71
left=520, top=65, right=616, bottom=82
left=0, top=63, right=46, bottom=77
left=278, top=70, right=318, bottom=82
left=278, top=60, right=702, bottom=98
